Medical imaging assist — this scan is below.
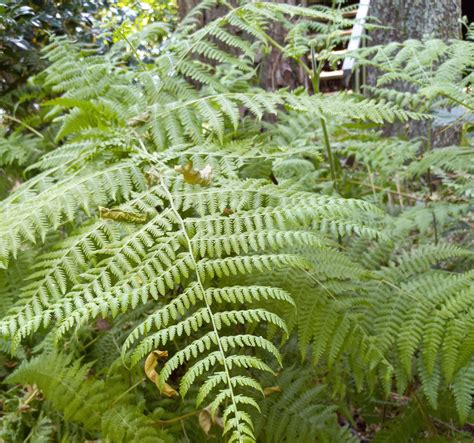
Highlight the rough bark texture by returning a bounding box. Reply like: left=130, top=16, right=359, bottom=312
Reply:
left=177, top=0, right=198, bottom=20
left=177, top=0, right=228, bottom=24
left=259, top=0, right=309, bottom=91
left=177, top=0, right=308, bottom=91
left=369, top=0, right=461, bottom=43
left=368, top=0, right=463, bottom=146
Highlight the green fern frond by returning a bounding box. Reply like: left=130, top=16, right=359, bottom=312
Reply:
left=254, top=366, right=356, bottom=443
left=6, top=353, right=171, bottom=442
left=0, top=131, right=43, bottom=167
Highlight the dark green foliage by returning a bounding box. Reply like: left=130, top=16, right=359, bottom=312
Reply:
left=0, top=0, right=104, bottom=94
left=255, top=366, right=357, bottom=442
left=6, top=353, right=172, bottom=442
left=0, top=0, right=177, bottom=95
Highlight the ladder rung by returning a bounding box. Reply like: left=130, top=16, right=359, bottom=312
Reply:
left=306, top=49, right=347, bottom=63
left=306, top=29, right=351, bottom=40
left=342, top=10, right=358, bottom=18
left=319, top=70, right=344, bottom=80
left=330, top=49, right=347, bottom=55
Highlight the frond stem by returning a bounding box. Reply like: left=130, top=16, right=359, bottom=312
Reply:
left=159, top=176, right=244, bottom=443
left=114, top=26, right=145, bottom=66
left=440, top=92, right=474, bottom=112
left=112, top=378, right=146, bottom=407
left=154, top=409, right=201, bottom=426
left=308, top=48, right=336, bottom=186
left=321, top=117, right=337, bottom=184
left=313, top=177, right=421, bottom=202
left=413, top=390, right=437, bottom=437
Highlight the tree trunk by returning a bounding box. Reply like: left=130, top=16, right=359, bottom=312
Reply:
left=177, top=0, right=228, bottom=25
left=176, top=0, right=307, bottom=91
left=369, top=0, right=461, bottom=43
left=367, top=0, right=463, bottom=146
left=258, top=0, right=308, bottom=91
left=177, top=0, right=198, bottom=21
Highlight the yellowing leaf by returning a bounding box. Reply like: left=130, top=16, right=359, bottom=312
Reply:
left=175, top=162, right=212, bottom=185
left=99, top=206, right=147, bottom=224
left=144, top=350, right=178, bottom=398
left=198, top=406, right=224, bottom=435
left=222, top=207, right=234, bottom=216
left=263, top=386, right=282, bottom=397
left=198, top=409, right=212, bottom=435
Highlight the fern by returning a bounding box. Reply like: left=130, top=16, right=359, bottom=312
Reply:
left=254, top=366, right=356, bottom=443
left=1, top=170, right=382, bottom=440
left=0, top=11, right=394, bottom=437
left=0, top=131, right=43, bottom=167
left=1, top=3, right=473, bottom=441
left=6, top=353, right=172, bottom=442
left=355, top=38, right=474, bottom=108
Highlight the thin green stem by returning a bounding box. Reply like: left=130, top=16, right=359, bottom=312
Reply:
left=2, top=114, right=44, bottom=139
left=440, top=92, right=474, bottom=112
left=425, top=118, right=439, bottom=244
left=114, top=26, right=145, bottom=66
left=309, top=47, right=337, bottom=187
left=321, top=117, right=336, bottom=183
left=217, top=6, right=337, bottom=189
left=112, top=378, right=146, bottom=407
left=413, top=391, right=437, bottom=437
left=378, top=278, right=418, bottom=302
left=154, top=409, right=201, bottom=426
left=426, top=119, right=433, bottom=194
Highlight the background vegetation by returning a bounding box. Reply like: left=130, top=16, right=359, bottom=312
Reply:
left=0, top=1, right=473, bottom=441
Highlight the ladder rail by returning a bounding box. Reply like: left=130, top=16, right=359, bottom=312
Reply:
left=342, top=0, right=370, bottom=88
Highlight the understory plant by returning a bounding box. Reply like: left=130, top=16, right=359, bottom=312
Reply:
left=0, top=2, right=473, bottom=442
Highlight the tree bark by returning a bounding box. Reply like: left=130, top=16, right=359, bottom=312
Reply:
left=176, top=0, right=307, bottom=91
left=177, top=0, right=199, bottom=21
left=257, top=0, right=308, bottom=91
left=367, top=0, right=463, bottom=146
left=369, top=0, right=461, bottom=43
left=177, top=0, right=229, bottom=25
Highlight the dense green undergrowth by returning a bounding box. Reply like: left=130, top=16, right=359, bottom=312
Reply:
left=0, top=1, right=473, bottom=441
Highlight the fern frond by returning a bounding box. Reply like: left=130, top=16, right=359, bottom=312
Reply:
left=254, top=366, right=356, bottom=443
left=6, top=353, right=171, bottom=442
left=0, top=161, right=145, bottom=268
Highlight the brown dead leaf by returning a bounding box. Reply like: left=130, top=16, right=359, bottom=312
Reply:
left=175, top=162, right=212, bottom=185
left=198, top=408, right=212, bottom=435
left=263, top=386, right=282, bottom=397
left=198, top=406, right=224, bottom=435
left=144, top=350, right=178, bottom=398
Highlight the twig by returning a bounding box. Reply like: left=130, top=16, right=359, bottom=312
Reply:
left=154, top=409, right=202, bottom=426
left=2, top=115, right=44, bottom=139
left=395, top=175, right=404, bottom=209
left=17, top=387, right=39, bottom=414
left=367, top=165, right=377, bottom=199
